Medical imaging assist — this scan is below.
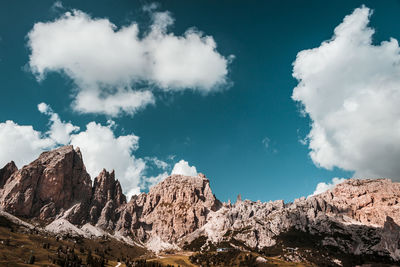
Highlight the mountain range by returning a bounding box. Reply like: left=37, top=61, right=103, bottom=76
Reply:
left=0, top=145, right=399, bottom=266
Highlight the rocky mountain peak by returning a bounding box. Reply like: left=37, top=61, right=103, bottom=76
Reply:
left=149, top=173, right=221, bottom=212
left=114, top=173, right=222, bottom=244
left=92, top=169, right=126, bottom=206
left=1, top=146, right=400, bottom=264
left=0, top=145, right=92, bottom=220
left=0, top=161, right=18, bottom=188
left=89, top=168, right=126, bottom=227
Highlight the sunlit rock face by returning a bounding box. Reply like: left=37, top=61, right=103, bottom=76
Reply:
left=183, top=179, right=400, bottom=261
left=0, top=146, right=92, bottom=222
left=320, top=178, right=400, bottom=226
left=115, top=173, right=222, bottom=242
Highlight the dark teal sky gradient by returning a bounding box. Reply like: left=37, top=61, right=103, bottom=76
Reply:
left=1, top=0, right=399, bottom=202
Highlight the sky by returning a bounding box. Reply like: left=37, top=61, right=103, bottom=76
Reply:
left=1, top=0, right=400, bottom=202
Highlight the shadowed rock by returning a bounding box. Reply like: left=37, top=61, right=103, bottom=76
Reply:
left=89, top=169, right=126, bottom=229
left=0, top=161, right=17, bottom=188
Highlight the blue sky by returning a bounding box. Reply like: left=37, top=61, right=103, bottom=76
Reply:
left=1, top=0, right=400, bottom=202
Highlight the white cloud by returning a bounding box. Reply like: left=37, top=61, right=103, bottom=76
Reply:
left=37, top=102, right=50, bottom=113
left=38, top=102, right=80, bottom=144
left=0, top=121, right=55, bottom=168
left=126, top=187, right=141, bottom=201
left=27, top=8, right=231, bottom=116
left=292, top=6, right=400, bottom=179
left=0, top=104, right=169, bottom=197
left=73, top=89, right=155, bottom=117
left=70, top=122, right=145, bottom=196
left=171, top=159, right=198, bottom=177
left=312, top=177, right=347, bottom=196
left=145, top=157, right=169, bottom=170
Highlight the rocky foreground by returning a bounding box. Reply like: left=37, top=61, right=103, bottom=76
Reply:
left=0, top=145, right=400, bottom=266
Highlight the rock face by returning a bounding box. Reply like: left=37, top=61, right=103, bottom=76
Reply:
left=0, top=146, right=92, bottom=222
left=183, top=178, right=400, bottom=261
left=375, top=216, right=400, bottom=260
left=0, top=161, right=17, bottom=188
left=89, top=169, right=126, bottom=229
left=0, top=146, right=221, bottom=245
left=115, top=173, right=221, bottom=243
left=0, top=146, right=400, bottom=263
left=320, top=179, right=400, bottom=226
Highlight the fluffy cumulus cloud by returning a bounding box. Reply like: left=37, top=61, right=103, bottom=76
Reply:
left=171, top=159, right=198, bottom=177
left=69, top=122, right=146, bottom=198
left=27, top=8, right=232, bottom=116
left=0, top=103, right=165, bottom=197
left=0, top=121, right=54, bottom=168
left=38, top=102, right=80, bottom=144
left=292, top=6, right=400, bottom=179
left=312, top=178, right=347, bottom=196
left=0, top=103, right=199, bottom=196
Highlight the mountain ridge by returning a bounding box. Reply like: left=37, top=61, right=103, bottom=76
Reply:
left=0, top=145, right=399, bottom=265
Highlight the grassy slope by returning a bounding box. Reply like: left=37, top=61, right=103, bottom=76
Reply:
left=185, top=250, right=313, bottom=267
left=148, top=253, right=198, bottom=267
left=0, top=216, right=147, bottom=267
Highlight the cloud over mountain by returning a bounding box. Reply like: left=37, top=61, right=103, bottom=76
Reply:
left=69, top=121, right=146, bottom=198
left=27, top=9, right=232, bottom=117
left=0, top=103, right=200, bottom=197
left=171, top=159, right=198, bottom=177
left=292, top=6, right=400, bottom=179
left=312, top=177, right=347, bottom=196
left=39, top=103, right=146, bottom=195
left=38, top=102, right=80, bottom=144
left=0, top=121, right=54, bottom=168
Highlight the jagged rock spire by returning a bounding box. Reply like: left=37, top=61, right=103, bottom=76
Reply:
left=89, top=168, right=126, bottom=228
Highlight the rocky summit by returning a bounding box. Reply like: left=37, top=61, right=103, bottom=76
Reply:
left=0, top=145, right=400, bottom=266
left=115, top=173, right=222, bottom=246
left=0, top=146, right=92, bottom=222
